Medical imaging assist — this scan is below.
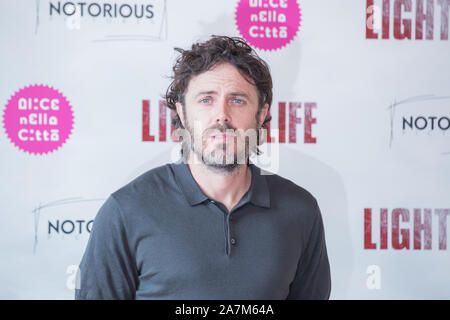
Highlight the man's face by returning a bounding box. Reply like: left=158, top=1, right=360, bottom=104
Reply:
left=176, top=62, right=268, bottom=171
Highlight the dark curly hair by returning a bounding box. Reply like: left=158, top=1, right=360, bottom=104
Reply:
left=165, top=35, right=273, bottom=136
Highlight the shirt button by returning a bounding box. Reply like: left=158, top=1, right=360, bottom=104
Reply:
left=230, top=238, right=236, bottom=245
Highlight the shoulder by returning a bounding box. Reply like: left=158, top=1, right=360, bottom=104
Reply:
left=258, top=166, right=321, bottom=223
left=259, top=167, right=324, bottom=243
left=111, top=163, right=173, bottom=201
left=106, top=162, right=180, bottom=216
left=264, top=168, right=318, bottom=207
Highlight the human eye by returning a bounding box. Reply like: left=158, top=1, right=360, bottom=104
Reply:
left=199, top=97, right=212, bottom=104
left=232, top=98, right=245, bottom=105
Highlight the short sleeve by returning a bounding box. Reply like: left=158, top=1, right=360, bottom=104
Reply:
left=286, top=199, right=331, bottom=300
left=75, top=195, right=139, bottom=300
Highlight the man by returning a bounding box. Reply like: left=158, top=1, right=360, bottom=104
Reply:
left=75, top=36, right=331, bottom=300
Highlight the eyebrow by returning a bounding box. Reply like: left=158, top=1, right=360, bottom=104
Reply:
left=195, top=91, right=217, bottom=98
left=195, top=91, right=251, bottom=100
left=230, top=92, right=251, bottom=100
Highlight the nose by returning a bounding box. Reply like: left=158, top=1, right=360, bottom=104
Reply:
left=215, top=98, right=231, bottom=124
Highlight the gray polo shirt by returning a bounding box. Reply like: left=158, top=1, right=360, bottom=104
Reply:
left=75, top=160, right=331, bottom=300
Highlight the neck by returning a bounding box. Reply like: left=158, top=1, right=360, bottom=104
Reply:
left=186, top=153, right=252, bottom=212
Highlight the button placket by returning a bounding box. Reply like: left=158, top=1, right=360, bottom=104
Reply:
left=226, top=213, right=237, bottom=254
left=225, top=214, right=230, bottom=255
left=207, top=198, right=241, bottom=256
left=207, top=199, right=233, bottom=256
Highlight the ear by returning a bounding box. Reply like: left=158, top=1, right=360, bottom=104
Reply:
left=258, top=103, right=270, bottom=128
left=175, top=102, right=186, bottom=128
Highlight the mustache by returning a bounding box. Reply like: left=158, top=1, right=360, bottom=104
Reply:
left=206, top=123, right=237, bottom=133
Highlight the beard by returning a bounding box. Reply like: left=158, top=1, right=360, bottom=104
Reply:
left=183, top=120, right=258, bottom=174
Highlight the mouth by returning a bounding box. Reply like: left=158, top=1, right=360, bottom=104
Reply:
left=210, top=132, right=235, bottom=142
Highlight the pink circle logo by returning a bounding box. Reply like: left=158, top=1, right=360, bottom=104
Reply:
left=2, top=84, right=74, bottom=155
left=235, top=0, right=301, bottom=51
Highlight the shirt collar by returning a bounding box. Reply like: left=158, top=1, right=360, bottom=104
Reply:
left=170, top=159, right=270, bottom=208
left=247, top=160, right=271, bottom=208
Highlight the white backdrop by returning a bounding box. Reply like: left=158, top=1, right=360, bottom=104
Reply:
left=0, top=0, right=449, bottom=299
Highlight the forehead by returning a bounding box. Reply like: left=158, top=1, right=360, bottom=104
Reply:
left=185, top=62, right=258, bottom=98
